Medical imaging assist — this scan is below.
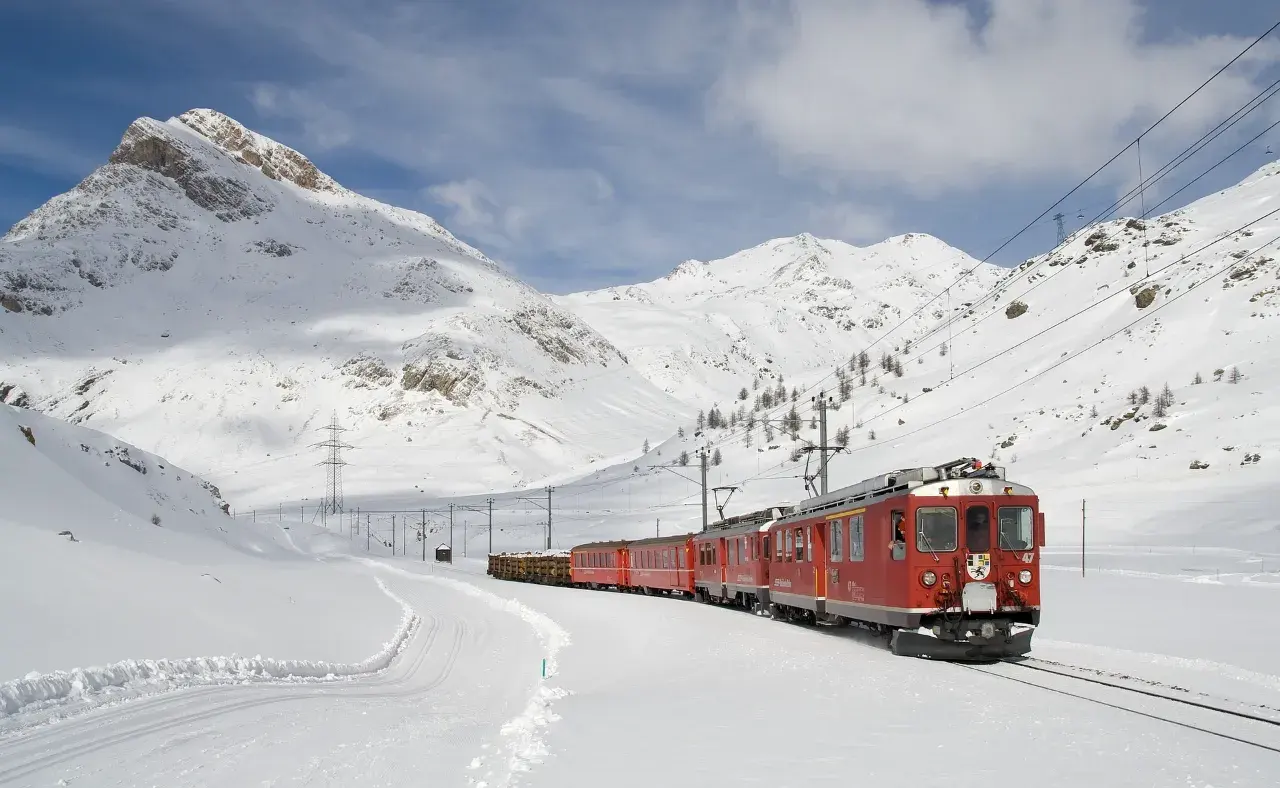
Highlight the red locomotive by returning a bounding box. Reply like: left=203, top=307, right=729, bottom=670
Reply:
left=512, top=457, right=1044, bottom=661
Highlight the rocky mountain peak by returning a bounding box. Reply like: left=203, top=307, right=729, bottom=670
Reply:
left=175, top=109, right=341, bottom=194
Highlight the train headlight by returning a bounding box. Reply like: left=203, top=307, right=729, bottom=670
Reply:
left=1018, top=569, right=1032, bottom=584
left=922, top=570, right=937, bottom=587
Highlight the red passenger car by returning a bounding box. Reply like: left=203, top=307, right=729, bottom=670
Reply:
left=570, top=540, right=629, bottom=589
left=624, top=534, right=694, bottom=596
left=765, top=458, right=1043, bottom=659
left=692, top=507, right=788, bottom=609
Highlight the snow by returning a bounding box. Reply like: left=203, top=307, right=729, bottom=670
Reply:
left=3, top=108, right=1280, bottom=785
left=0, top=109, right=687, bottom=505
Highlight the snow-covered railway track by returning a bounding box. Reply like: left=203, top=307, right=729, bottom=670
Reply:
left=959, top=659, right=1280, bottom=755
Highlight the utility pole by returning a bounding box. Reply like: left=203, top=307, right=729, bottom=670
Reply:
left=366, top=513, right=370, bottom=552
left=805, top=391, right=842, bottom=496
left=421, top=510, right=427, bottom=562
left=1053, top=212, right=1066, bottom=246
left=487, top=497, right=494, bottom=555
left=392, top=514, right=396, bottom=555
left=817, top=391, right=829, bottom=494
left=546, top=486, right=554, bottom=549
left=648, top=461, right=708, bottom=531
left=1081, top=499, right=1087, bottom=578
left=700, top=447, right=709, bottom=532
left=449, top=503, right=454, bottom=550
left=656, top=518, right=660, bottom=537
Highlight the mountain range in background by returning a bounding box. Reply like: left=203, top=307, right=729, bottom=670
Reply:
left=1, top=109, right=1278, bottom=549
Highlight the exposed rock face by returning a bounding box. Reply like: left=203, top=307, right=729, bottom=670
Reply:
left=176, top=109, right=341, bottom=194
left=1134, top=285, right=1159, bottom=309
left=109, top=118, right=270, bottom=222
left=1005, top=300, right=1028, bottom=319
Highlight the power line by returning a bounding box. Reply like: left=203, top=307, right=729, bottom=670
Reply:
left=698, top=20, right=1280, bottom=452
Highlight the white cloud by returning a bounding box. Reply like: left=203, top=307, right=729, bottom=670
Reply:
left=710, top=0, right=1278, bottom=196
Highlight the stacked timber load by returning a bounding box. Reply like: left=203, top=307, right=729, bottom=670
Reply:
left=487, top=550, right=572, bottom=585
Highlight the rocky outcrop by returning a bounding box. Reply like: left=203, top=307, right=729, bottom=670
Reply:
left=177, top=109, right=340, bottom=194
left=109, top=118, right=270, bottom=222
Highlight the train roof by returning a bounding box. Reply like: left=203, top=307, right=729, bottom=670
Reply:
left=779, top=457, right=1023, bottom=523
left=570, top=539, right=632, bottom=551
left=695, top=505, right=793, bottom=539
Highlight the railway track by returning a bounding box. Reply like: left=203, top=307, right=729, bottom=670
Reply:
left=959, top=657, right=1280, bottom=755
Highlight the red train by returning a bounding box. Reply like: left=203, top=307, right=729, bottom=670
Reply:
left=562, top=458, right=1045, bottom=660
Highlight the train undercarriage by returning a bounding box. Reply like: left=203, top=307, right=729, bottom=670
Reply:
left=764, top=599, right=1037, bottom=661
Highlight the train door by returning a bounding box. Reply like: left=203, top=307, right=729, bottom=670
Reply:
left=814, top=521, right=828, bottom=600
left=761, top=533, right=771, bottom=591
left=964, top=502, right=994, bottom=590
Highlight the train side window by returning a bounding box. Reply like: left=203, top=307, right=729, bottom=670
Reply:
left=848, top=514, right=864, bottom=561
left=794, top=528, right=804, bottom=562
left=785, top=529, right=793, bottom=561
left=678, top=550, right=687, bottom=569
left=775, top=533, right=782, bottom=561
left=830, top=519, right=843, bottom=561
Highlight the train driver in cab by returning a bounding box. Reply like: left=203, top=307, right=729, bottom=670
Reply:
left=889, top=511, right=906, bottom=558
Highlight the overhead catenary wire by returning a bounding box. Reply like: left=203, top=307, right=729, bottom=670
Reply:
left=693, top=21, right=1280, bottom=453
left=880, top=111, right=1280, bottom=375
left=410, top=19, right=1280, bottom=544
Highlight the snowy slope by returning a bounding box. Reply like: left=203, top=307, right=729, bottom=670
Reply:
left=413, top=158, right=1280, bottom=560
left=0, top=109, right=687, bottom=505
left=0, top=403, right=402, bottom=686
left=555, top=232, right=1003, bottom=407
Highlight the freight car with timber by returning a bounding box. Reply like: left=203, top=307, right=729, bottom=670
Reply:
left=487, top=457, right=1046, bottom=662
left=486, top=550, right=572, bottom=585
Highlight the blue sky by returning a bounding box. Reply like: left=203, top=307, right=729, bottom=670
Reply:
left=2, top=0, right=1279, bottom=293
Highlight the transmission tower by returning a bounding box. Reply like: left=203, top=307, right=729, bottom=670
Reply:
left=312, top=413, right=353, bottom=515
left=1053, top=212, right=1066, bottom=246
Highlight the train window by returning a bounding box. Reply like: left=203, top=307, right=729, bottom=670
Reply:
left=916, top=507, right=959, bottom=552
left=794, top=528, right=804, bottom=562
left=679, top=549, right=687, bottom=569
left=966, top=506, right=992, bottom=552
left=830, top=519, right=843, bottom=561
left=774, top=533, right=782, bottom=561
left=785, top=529, right=793, bottom=561
left=998, top=507, right=1034, bottom=550
left=849, top=514, right=865, bottom=561
left=805, top=527, right=813, bottom=562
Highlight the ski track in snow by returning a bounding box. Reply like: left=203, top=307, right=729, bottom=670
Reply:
left=0, top=575, right=419, bottom=733
left=357, top=559, right=572, bottom=787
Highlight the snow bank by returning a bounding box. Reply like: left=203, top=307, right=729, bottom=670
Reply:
left=0, top=577, right=419, bottom=731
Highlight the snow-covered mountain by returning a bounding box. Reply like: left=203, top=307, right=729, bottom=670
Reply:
left=555, top=232, right=1003, bottom=407
left=511, top=157, right=1280, bottom=555
left=0, top=109, right=686, bottom=504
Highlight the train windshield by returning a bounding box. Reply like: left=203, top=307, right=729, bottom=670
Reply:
left=916, top=507, right=958, bottom=552
left=998, top=507, right=1035, bottom=550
